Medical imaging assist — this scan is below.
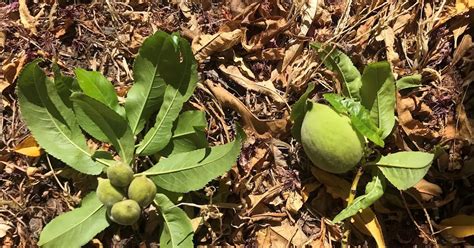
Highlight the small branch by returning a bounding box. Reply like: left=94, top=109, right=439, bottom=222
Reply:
left=342, top=166, right=364, bottom=248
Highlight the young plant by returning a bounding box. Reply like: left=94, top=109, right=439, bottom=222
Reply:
left=291, top=43, right=434, bottom=238
left=16, top=31, right=244, bottom=248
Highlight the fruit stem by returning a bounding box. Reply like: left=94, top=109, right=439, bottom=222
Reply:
left=342, top=166, right=364, bottom=248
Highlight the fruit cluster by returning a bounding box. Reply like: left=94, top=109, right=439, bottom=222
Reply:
left=96, top=164, right=157, bottom=225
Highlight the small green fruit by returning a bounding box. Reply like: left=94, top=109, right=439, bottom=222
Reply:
left=110, top=199, right=141, bottom=225
left=107, top=164, right=134, bottom=187
left=128, top=176, right=157, bottom=207
left=96, top=178, right=125, bottom=207
left=301, top=102, right=365, bottom=173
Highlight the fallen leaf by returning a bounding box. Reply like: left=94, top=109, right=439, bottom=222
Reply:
left=218, top=64, right=285, bottom=105
left=242, top=17, right=290, bottom=52
left=255, top=219, right=309, bottom=247
left=412, top=179, right=442, bottom=201
left=18, top=0, right=37, bottom=34
left=0, top=219, right=12, bottom=238
left=0, top=31, right=5, bottom=48
left=285, top=191, right=304, bottom=214
left=440, top=215, right=474, bottom=238
left=14, top=135, right=42, bottom=157
left=192, top=29, right=243, bottom=61
left=1, top=52, right=27, bottom=93
left=205, top=80, right=290, bottom=138
left=311, top=167, right=386, bottom=247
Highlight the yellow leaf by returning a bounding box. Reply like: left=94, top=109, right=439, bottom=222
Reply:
left=440, top=215, right=474, bottom=238
left=456, top=0, right=474, bottom=14
left=311, top=167, right=386, bottom=247
left=352, top=208, right=386, bottom=248
left=14, top=135, right=42, bottom=157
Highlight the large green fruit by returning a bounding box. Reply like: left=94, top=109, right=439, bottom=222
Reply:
left=107, top=163, right=134, bottom=187
left=110, top=199, right=141, bottom=225
left=96, top=178, right=125, bottom=207
left=128, top=176, right=157, bottom=207
left=301, top=102, right=365, bottom=173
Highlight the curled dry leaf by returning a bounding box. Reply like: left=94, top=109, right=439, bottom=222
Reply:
left=205, top=80, right=290, bottom=138
left=412, top=179, right=442, bottom=202
left=18, top=0, right=37, bottom=34
left=14, top=135, right=42, bottom=157
left=440, top=215, right=474, bottom=238
left=242, top=17, right=291, bottom=52
left=192, top=29, right=243, bottom=61
left=218, top=64, right=285, bottom=105
left=255, top=219, right=309, bottom=247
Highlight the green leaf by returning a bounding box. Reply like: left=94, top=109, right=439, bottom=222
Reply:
left=137, top=34, right=199, bottom=155
left=52, top=64, right=78, bottom=108
left=154, top=194, right=194, bottom=248
left=125, top=31, right=175, bottom=134
left=376, top=151, right=434, bottom=168
left=160, top=110, right=208, bottom=157
left=38, top=192, right=109, bottom=248
left=143, top=129, right=244, bottom=193
left=396, top=74, right=422, bottom=90
left=71, top=93, right=135, bottom=165
left=360, top=61, right=396, bottom=139
left=75, top=68, right=124, bottom=116
left=290, top=83, right=315, bottom=141
left=17, top=61, right=104, bottom=175
left=311, top=43, right=362, bottom=99
left=376, top=151, right=434, bottom=190
left=324, top=93, right=384, bottom=146
left=333, top=170, right=385, bottom=223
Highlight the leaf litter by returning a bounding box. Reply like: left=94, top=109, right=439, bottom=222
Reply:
left=0, top=0, right=473, bottom=247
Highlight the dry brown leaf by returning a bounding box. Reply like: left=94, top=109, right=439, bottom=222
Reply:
left=311, top=167, right=386, bottom=247
left=219, top=64, right=285, bottom=104
left=412, top=179, right=443, bottom=201
left=192, top=29, right=243, bottom=61
left=18, top=0, right=37, bottom=34
left=242, top=17, right=290, bottom=52
left=255, top=219, right=309, bottom=247
left=14, top=135, right=42, bottom=157
left=376, top=27, right=400, bottom=66
left=285, top=191, right=304, bottom=214
left=440, top=215, right=474, bottom=238
left=396, top=93, right=439, bottom=147
left=393, top=13, right=412, bottom=34
left=205, top=80, right=290, bottom=138
left=0, top=218, right=12, bottom=238
left=455, top=0, right=474, bottom=14
left=1, top=52, right=27, bottom=93
left=245, top=48, right=286, bottom=61
left=0, top=31, right=5, bottom=48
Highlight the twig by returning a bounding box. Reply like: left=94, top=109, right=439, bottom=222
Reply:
left=342, top=166, right=364, bottom=248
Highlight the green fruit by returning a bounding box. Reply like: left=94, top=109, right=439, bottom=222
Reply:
left=110, top=200, right=141, bottom=225
left=107, top=164, right=134, bottom=187
left=128, top=176, right=157, bottom=207
left=96, top=178, right=125, bottom=206
left=301, top=102, right=365, bottom=173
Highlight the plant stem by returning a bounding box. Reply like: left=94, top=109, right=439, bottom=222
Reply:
left=341, top=166, right=364, bottom=248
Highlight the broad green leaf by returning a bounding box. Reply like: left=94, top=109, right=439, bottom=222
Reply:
left=71, top=93, right=135, bottom=165
left=137, top=34, right=199, bottom=155
left=125, top=31, right=175, bottom=134
left=396, top=74, right=422, bottom=90
left=17, top=61, right=104, bottom=174
left=154, top=194, right=193, bottom=248
left=324, top=93, right=384, bottom=146
left=290, top=83, right=315, bottom=141
left=52, top=64, right=78, bottom=108
left=375, top=151, right=434, bottom=169
left=333, top=170, right=385, bottom=223
left=378, top=165, right=430, bottom=190
left=160, top=110, right=208, bottom=157
left=38, top=192, right=109, bottom=248
left=311, top=43, right=362, bottom=99
left=376, top=151, right=434, bottom=190
left=143, top=129, right=244, bottom=193
left=360, top=61, right=396, bottom=139
left=74, top=68, right=124, bottom=116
